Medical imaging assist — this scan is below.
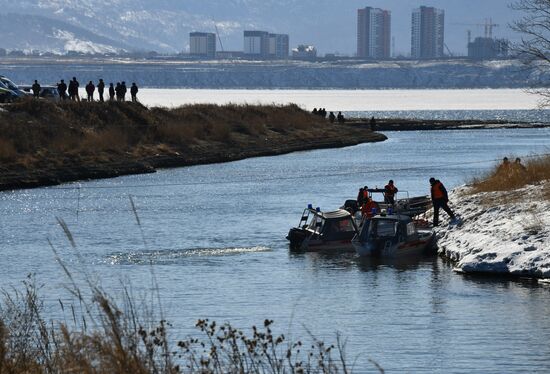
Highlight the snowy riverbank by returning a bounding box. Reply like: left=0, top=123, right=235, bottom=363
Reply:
left=436, top=183, right=550, bottom=278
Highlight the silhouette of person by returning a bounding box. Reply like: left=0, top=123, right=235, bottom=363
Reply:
left=31, top=80, right=41, bottom=98
left=85, top=81, right=95, bottom=102
left=130, top=82, right=139, bottom=102
left=121, top=81, right=127, bottom=101
left=69, top=77, right=80, bottom=101
left=328, top=111, right=336, bottom=123
left=115, top=82, right=122, bottom=101
left=109, top=83, right=115, bottom=101
left=369, top=116, right=376, bottom=131
left=97, top=79, right=105, bottom=102
left=57, top=80, right=67, bottom=100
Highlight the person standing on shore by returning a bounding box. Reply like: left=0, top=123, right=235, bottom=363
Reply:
left=109, top=83, right=115, bottom=101
left=130, top=82, right=139, bottom=102
left=57, top=80, right=67, bottom=100
left=369, top=116, right=376, bottom=131
left=85, top=81, right=95, bottom=102
left=430, top=177, right=456, bottom=227
left=328, top=111, right=336, bottom=123
left=31, top=80, right=41, bottom=98
left=97, top=79, right=105, bottom=102
left=337, top=112, right=345, bottom=123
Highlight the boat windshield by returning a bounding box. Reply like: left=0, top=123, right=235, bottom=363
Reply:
left=370, top=219, right=398, bottom=238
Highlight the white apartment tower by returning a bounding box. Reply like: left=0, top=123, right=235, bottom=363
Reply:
left=189, top=32, right=216, bottom=59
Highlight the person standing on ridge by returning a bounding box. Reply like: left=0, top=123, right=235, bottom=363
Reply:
left=69, top=77, right=80, bottom=101
left=130, top=82, right=138, bottom=102
left=337, top=112, right=345, bottom=123
left=328, top=111, right=336, bottom=123
left=384, top=180, right=398, bottom=205
left=31, top=80, right=41, bottom=98
left=115, top=82, right=122, bottom=101
left=97, top=79, right=105, bottom=102
left=121, top=81, right=127, bottom=101
left=57, top=79, right=67, bottom=100
left=109, top=83, right=115, bottom=101
left=85, top=81, right=95, bottom=102
left=429, top=177, right=456, bottom=227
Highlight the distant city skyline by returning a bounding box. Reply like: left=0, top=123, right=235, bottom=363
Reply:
left=0, top=0, right=522, bottom=56
left=194, top=1, right=519, bottom=57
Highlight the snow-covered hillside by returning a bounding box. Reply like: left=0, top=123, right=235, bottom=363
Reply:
left=437, top=183, right=550, bottom=278
left=0, top=59, right=545, bottom=89
left=0, top=13, right=133, bottom=54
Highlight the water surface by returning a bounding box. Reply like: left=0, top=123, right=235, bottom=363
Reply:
left=1, top=129, right=550, bottom=372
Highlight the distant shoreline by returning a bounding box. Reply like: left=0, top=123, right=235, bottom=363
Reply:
left=348, top=118, right=550, bottom=131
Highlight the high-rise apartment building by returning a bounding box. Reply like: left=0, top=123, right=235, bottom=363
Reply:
left=411, top=6, right=445, bottom=59
left=189, top=32, right=216, bottom=59
left=268, top=34, right=289, bottom=59
left=357, top=7, right=391, bottom=59
left=243, top=31, right=270, bottom=58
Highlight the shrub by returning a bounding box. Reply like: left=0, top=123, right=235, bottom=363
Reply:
left=471, top=155, right=550, bottom=194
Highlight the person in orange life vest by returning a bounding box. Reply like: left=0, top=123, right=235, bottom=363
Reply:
left=361, top=197, right=379, bottom=218
left=384, top=180, right=398, bottom=205
left=429, top=177, right=456, bottom=227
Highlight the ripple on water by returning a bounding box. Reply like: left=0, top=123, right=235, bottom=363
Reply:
left=104, top=246, right=272, bottom=265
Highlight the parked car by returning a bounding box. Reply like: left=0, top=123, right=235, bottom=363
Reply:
left=0, top=87, right=13, bottom=103
left=21, top=85, right=60, bottom=101
left=0, top=75, right=28, bottom=99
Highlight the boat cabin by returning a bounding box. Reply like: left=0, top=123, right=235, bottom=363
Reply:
left=287, top=208, right=359, bottom=251
left=353, top=213, right=435, bottom=257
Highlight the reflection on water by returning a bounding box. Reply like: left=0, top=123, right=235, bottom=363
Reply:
left=1, top=129, right=550, bottom=372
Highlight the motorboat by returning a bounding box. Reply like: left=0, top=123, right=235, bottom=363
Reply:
left=287, top=205, right=359, bottom=252
left=360, top=188, right=432, bottom=217
left=352, top=213, right=436, bottom=258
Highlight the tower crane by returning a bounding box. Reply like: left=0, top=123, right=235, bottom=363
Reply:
left=452, top=18, right=500, bottom=39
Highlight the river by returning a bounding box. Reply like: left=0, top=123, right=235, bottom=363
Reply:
left=2, top=125, right=550, bottom=372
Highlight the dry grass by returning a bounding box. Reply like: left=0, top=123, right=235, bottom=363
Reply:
left=0, top=100, right=325, bottom=167
left=0, top=277, right=360, bottom=374
left=470, top=155, right=550, bottom=199
left=0, top=138, right=17, bottom=161
left=0, top=211, right=371, bottom=374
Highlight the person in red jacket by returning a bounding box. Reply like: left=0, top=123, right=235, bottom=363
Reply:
left=430, top=177, right=456, bottom=226
left=361, top=197, right=380, bottom=218
left=384, top=179, right=398, bottom=205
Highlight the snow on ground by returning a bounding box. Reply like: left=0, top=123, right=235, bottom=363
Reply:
left=436, top=183, right=550, bottom=278
left=136, top=88, right=540, bottom=111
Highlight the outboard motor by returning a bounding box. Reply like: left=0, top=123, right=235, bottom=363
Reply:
left=287, top=227, right=308, bottom=251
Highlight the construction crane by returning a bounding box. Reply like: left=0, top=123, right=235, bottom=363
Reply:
left=444, top=43, right=453, bottom=57
left=452, top=18, right=500, bottom=39
left=214, top=23, right=225, bottom=52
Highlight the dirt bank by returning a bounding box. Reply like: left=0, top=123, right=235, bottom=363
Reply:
left=0, top=100, right=386, bottom=191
